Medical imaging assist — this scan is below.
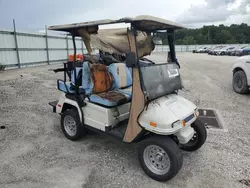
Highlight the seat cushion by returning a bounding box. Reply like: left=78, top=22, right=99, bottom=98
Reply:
left=118, top=86, right=132, bottom=97
left=108, top=63, right=132, bottom=89
left=89, top=90, right=129, bottom=107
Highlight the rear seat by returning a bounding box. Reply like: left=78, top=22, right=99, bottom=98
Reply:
left=57, top=61, right=152, bottom=100
left=82, top=62, right=130, bottom=107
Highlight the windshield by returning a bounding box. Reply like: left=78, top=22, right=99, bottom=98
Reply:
left=140, top=63, right=182, bottom=100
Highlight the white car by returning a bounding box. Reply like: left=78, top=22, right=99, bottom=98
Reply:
left=232, top=55, right=250, bottom=94
left=196, top=47, right=208, bottom=53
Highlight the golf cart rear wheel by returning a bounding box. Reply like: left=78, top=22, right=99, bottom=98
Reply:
left=180, top=119, right=207, bottom=151
left=233, top=70, right=249, bottom=94
left=138, top=136, right=183, bottom=182
left=61, top=109, right=84, bottom=141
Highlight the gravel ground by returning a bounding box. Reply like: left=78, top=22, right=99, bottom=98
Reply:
left=0, top=52, right=250, bottom=188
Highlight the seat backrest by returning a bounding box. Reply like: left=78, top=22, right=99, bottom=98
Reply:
left=108, top=63, right=132, bottom=89
left=81, top=62, right=115, bottom=95
left=71, top=67, right=82, bottom=86
left=90, top=64, right=114, bottom=93
left=81, top=61, right=93, bottom=95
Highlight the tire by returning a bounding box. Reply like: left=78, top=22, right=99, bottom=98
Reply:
left=221, top=52, right=225, bottom=55
left=61, top=109, right=85, bottom=141
left=180, top=119, right=207, bottom=152
left=138, top=136, right=183, bottom=182
left=233, top=70, right=249, bottom=94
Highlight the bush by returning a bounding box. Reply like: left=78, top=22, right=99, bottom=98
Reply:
left=0, top=63, right=6, bottom=71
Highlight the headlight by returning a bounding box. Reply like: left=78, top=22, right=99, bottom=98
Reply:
left=171, top=120, right=182, bottom=129
left=195, top=108, right=199, bottom=117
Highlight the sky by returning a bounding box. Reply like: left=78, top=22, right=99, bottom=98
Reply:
left=0, top=0, right=249, bottom=32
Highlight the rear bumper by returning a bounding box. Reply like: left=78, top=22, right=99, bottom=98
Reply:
left=49, top=100, right=58, bottom=113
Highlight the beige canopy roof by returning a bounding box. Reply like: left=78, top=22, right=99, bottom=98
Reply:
left=48, top=15, right=184, bottom=34
left=48, top=15, right=184, bottom=61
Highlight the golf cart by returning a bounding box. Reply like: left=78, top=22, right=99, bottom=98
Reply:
left=48, top=15, right=207, bottom=182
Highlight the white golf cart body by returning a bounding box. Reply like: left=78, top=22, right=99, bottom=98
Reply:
left=49, top=15, right=197, bottom=144
left=232, top=55, right=250, bottom=85
left=48, top=15, right=207, bottom=182
left=56, top=92, right=197, bottom=144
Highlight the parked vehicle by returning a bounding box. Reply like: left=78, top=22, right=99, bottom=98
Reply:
left=235, top=46, right=250, bottom=56
left=242, top=47, right=250, bottom=56
left=208, top=46, right=226, bottom=55
left=193, top=47, right=206, bottom=53
left=204, top=47, right=212, bottom=53
left=48, top=15, right=207, bottom=182
left=214, top=46, right=235, bottom=55
left=226, top=46, right=242, bottom=56
left=232, top=55, right=250, bottom=94
left=196, top=47, right=208, bottom=53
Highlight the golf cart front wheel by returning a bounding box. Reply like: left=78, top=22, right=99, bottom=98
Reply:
left=61, top=109, right=85, bottom=141
left=180, top=119, right=207, bottom=151
left=138, top=136, right=183, bottom=182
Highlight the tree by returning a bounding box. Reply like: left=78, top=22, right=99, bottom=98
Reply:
left=214, top=30, right=234, bottom=44
left=157, top=23, right=250, bottom=45
left=195, top=33, right=207, bottom=44
left=226, top=38, right=237, bottom=44
left=182, top=36, right=197, bottom=45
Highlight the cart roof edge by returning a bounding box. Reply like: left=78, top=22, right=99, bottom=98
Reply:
left=48, top=15, right=185, bottom=35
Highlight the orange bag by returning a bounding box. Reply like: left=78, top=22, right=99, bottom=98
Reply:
left=90, top=64, right=114, bottom=93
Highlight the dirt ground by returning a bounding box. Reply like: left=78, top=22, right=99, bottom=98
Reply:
left=0, top=52, right=250, bottom=188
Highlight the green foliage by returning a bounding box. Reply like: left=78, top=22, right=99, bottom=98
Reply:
left=182, top=36, right=197, bottom=45
left=159, top=23, right=250, bottom=45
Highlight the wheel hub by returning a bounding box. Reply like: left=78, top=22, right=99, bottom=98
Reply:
left=143, top=145, right=170, bottom=175
left=156, top=153, right=163, bottom=162
left=64, top=115, right=77, bottom=136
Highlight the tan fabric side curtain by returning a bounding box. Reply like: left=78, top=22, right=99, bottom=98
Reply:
left=78, top=28, right=155, bottom=60
left=78, top=28, right=95, bottom=63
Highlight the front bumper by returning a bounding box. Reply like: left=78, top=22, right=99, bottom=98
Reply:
left=174, top=125, right=195, bottom=144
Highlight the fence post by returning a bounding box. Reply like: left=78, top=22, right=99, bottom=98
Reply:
left=13, top=19, right=20, bottom=68
left=45, top=25, right=49, bottom=64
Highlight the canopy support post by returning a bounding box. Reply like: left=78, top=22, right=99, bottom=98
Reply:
left=123, top=26, right=146, bottom=143
left=72, top=35, right=78, bottom=94
left=167, top=29, right=180, bottom=68
left=167, top=30, right=176, bottom=62
left=72, top=35, right=77, bottom=62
